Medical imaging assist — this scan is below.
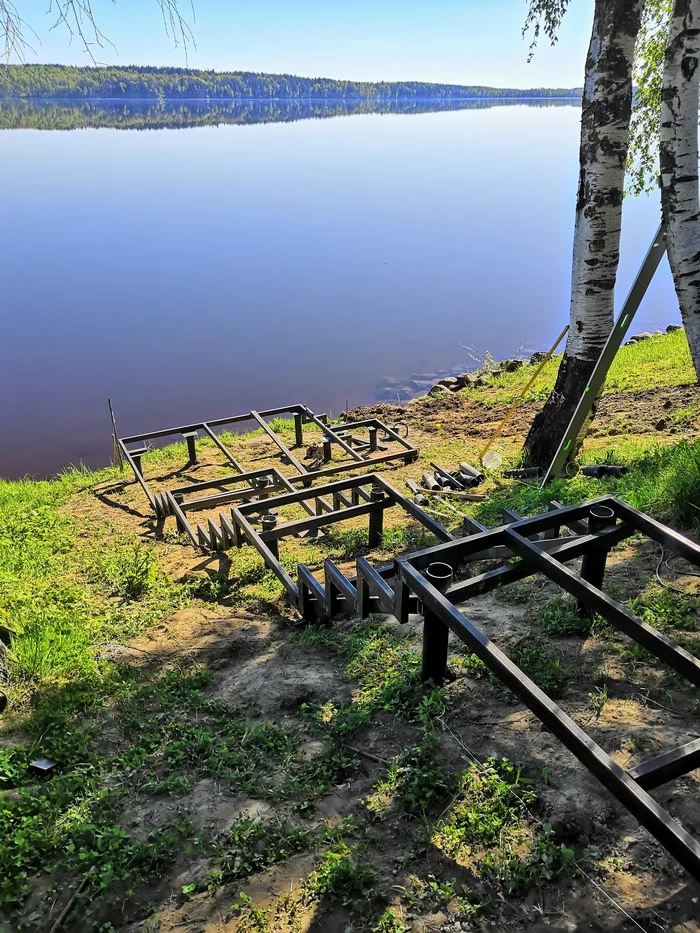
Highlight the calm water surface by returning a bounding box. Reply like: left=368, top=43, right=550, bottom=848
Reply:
left=0, top=99, right=677, bottom=479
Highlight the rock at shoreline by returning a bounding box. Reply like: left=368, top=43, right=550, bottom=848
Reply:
left=666, top=323, right=682, bottom=333
left=428, top=384, right=450, bottom=397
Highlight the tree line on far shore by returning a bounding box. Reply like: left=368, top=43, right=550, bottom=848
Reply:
left=0, top=64, right=582, bottom=102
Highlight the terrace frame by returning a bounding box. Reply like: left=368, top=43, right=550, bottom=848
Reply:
left=390, top=495, right=700, bottom=881
left=115, top=403, right=418, bottom=530
left=227, top=471, right=454, bottom=611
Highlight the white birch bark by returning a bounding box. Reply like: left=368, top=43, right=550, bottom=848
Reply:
left=565, top=0, right=644, bottom=362
left=661, top=0, right=700, bottom=381
left=525, top=0, right=643, bottom=466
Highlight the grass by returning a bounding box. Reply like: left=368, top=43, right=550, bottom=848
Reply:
left=432, top=757, right=575, bottom=894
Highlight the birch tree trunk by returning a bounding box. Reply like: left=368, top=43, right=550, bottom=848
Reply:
left=660, top=0, right=700, bottom=381
left=524, top=0, right=644, bottom=468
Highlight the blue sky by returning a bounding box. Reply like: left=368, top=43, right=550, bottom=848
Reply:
left=15, top=0, right=593, bottom=87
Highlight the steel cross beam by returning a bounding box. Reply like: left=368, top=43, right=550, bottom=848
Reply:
left=396, top=558, right=700, bottom=881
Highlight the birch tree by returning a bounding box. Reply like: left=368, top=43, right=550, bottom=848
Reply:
left=523, top=0, right=644, bottom=468
left=660, top=0, right=700, bottom=378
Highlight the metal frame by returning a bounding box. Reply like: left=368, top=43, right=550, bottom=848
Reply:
left=225, top=472, right=454, bottom=612
left=387, top=495, right=700, bottom=881
left=115, top=403, right=419, bottom=534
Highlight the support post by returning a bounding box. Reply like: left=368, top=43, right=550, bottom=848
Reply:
left=132, top=454, right=143, bottom=476
left=294, top=412, right=304, bottom=447
left=368, top=426, right=378, bottom=452
left=578, top=504, right=616, bottom=617
left=183, top=430, right=198, bottom=464
left=421, top=562, right=454, bottom=685
left=368, top=486, right=385, bottom=548
left=261, top=512, right=279, bottom=560
left=323, top=439, right=332, bottom=462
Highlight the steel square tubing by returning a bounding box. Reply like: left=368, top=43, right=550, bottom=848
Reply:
left=611, top=498, right=700, bottom=565
left=236, top=473, right=378, bottom=515
left=300, top=407, right=364, bottom=463
left=250, top=410, right=307, bottom=475
left=232, top=509, right=297, bottom=600
left=335, top=418, right=415, bottom=453
left=200, top=423, right=246, bottom=472
left=444, top=524, right=633, bottom=602
left=372, top=475, right=454, bottom=543
left=397, top=560, right=700, bottom=881
left=169, top=450, right=411, bottom=497
left=505, top=528, right=700, bottom=688
left=627, top=738, right=700, bottom=790
left=120, top=405, right=306, bottom=444
left=117, top=439, right=157, bottom=510
left=259, top=499, right=392, bottom=541
left=402, top=497, right=618, bottom=571
left=181, top=466, right=322, bottom=520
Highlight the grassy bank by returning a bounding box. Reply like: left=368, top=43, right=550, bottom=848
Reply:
left=1, top=330, right=699, bottom=930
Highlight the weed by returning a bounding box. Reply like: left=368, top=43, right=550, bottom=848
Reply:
left=93, top=542, right=158, bottom=600
left=373, top=906, right=410, bottom=932
left=630, top=587, right=698, bottom=632
left=303, top=843, right=375, bottom=905
left=368, top=733, right=452, bottom=817
left=480, top=826, right=575, bottom=894
left=211, top=817, right=312, bottom=886
left=587, top=684, right=608, bottom=718
left=538, top=596, right=591, bottom=636
left=509, top=639, right=569, bottom=698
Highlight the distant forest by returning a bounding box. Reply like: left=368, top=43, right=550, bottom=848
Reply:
left=0, top=64, right=582, bottom=101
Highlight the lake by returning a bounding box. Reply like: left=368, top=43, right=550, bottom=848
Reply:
left=0, top=98, right=677, bottom=479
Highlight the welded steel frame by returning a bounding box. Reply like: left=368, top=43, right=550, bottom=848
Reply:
left=390, top=495, right=700, bottom=881
left=116, top=403, right=418, bottom=521
left=228, top=472, right=454, bottom=610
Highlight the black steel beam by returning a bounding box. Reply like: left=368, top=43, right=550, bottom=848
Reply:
left=611, top=498, right=700, bottom=566
left=396, top=559, right=700, bottom=882
left=357, top=556, right=394, bottom=617
left=250, top=410, right=307, bottom=475
left=627, top=738, right=700, bottom=790
left=260, top=499, right=391, bottom=541
left=236, top=473, right=376, bottom=514
left=504, top=528, right=700, bottom=688
left=231, top=509, right=297, bottom=600
left=373, top=475, right=453, bottom=543
left=201, top=423, right=246, bottom=472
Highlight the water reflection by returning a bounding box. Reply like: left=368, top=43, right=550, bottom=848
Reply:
left=0, top=96, right=579, bottom=131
